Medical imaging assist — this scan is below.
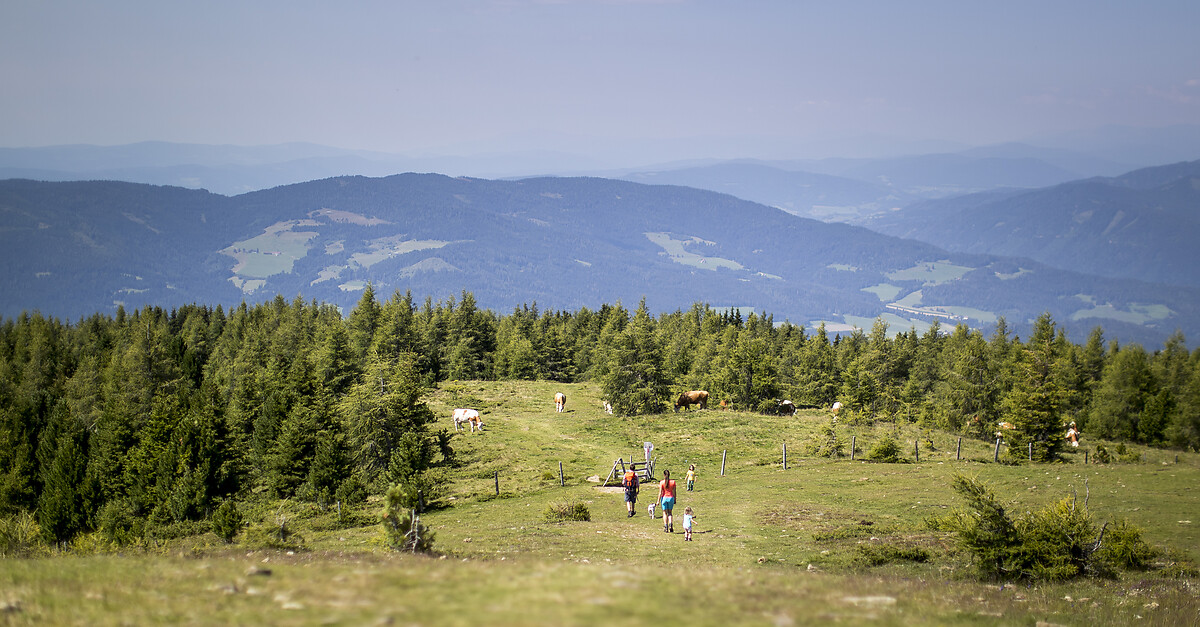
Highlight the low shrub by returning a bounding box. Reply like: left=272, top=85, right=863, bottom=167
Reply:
left=543, top=501, right=591, bottom=523
left=382, top=484, right=435, bottom=553
left=927, top=474, right=1159, bottom=582
left=1159, top=547, right=1200, bottom=579
left=211, top=499, right=244, bottom=544
left=804, top=420, right=844, bottom=458
left=244, top=503, right=305, bottom=551
left=1095, top=519, right=1159, bottom=571
left=867, top=435, right=905, bottom=463
left=0, top=511, right=46, bottom=558
left=97, top=498, right=145, bottom=547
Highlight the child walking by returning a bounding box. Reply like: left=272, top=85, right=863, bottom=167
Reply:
left=683, top=506, right=696, bottom=541
left=686, top=464, right=696, bottom=491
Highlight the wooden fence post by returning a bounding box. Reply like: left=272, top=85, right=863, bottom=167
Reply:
left=1085, top=451, right=1089, bottom=464
left=559, top=461, right=564, bottom=487
left=721, top=450, right=727, bottom=476
left=994, top=438, right=1001, bottom=462
left=914, top=440, right=919, bottom=463
left=494, top=470, right=499, bottom=495
left=851, top=436, right=856, bottom=461
left=783, top=442, right=788, bottom=470
left=956, top=437, right=962, bottom=461
left=1028, top=442, right=1033, bottom=461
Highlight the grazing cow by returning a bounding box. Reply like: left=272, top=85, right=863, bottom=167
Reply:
left=452, top=408, right=483, bottom=432
left=555, top=392, right=567, bottom=413
left=831, top=401, right=843, bottom=414
left=995, top=421, right=1015, bottom=440
left=1065, top=421, right=1080, bottom=447
left=603, top=400, right=613, bottom=415
left=674, top=390, right=709, bottom=412
left=777, top=400, right=796, bottom=416
left=719, top=399, right=729, bottom=411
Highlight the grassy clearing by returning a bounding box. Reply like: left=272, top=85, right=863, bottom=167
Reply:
left=646, top=232, right=745, bottom=272
left=2, top=380, right=1198, bottom=625
left=887, top=261, right=973, bottom=285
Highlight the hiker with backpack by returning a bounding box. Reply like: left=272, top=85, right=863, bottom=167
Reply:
left=623, top=469, right=640, bottom=517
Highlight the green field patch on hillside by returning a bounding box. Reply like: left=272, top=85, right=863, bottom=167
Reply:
left=222, top=220, right=320, bottom=282
left=886, top=261, right=973, bottom=285
left=862, top=283, right=903, bottom=302
left=308, top=208, right=389, bottom=226
left=349, top=236, right=456, bottom=269
left=228, top=277, right=266, bottom=294
left=995, top=267, right=1032, bottom=280
left=645, top=232, right=744, bottom=271
left=893, top=290, right=922, bottom=308
left=311, top=265, right=349, bottom=285
left=935, top=306, right=998, bottom=324
left=1071, top=302, right=1174, bottom=325
left=397, top=257, right=460, bottom=279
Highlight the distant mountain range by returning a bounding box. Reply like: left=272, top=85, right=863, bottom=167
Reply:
left=2, top=174, right=1197, bottom=347
left=867, top=160, right=1200, bottom=289
left=1, top=125, right=1193, bottom=198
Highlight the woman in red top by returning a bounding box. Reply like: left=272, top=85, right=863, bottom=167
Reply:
left=658, top=469, right=678, bottom=533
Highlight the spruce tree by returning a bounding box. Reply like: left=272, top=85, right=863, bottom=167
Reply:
left=1001, top=314, right=1066, bottom=462
left=601, top=300, right=669, bottom=415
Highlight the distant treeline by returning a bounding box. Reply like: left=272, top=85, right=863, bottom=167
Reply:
left=1, top=286, right=1198, bottom=546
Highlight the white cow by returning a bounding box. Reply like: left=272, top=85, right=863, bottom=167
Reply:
left=555, top=392, right=567, bottom=413
left=452, top=408, right=483, bottom=432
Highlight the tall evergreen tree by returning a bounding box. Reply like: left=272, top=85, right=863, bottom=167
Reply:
left=601, top=300, right=669, bottom=415
left=1001, top=314, right=1066, bottom=462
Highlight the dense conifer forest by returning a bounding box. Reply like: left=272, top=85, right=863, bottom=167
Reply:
left=2, top=285, right=1198, bottom=546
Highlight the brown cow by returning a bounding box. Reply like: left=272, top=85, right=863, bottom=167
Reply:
left=554, top=392, right=566, bottom=413
left=674, top=390, right=709, bottom=412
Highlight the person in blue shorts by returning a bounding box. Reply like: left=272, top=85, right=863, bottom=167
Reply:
left=658, top=469, right=678, bottom=533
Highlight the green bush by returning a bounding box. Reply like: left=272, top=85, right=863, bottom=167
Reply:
left=335, top=474, right=368, bottom=507
left=382, top=484, right=435, bottom=553
left=1095, top=519, right=1159, bottom=571
left=867, top=435, right=905, bottom=463
left=244, top=503, right=305, bottom=551
left=804, top=420, right=844, bottom=458
left=928, top=474, right=1160, bottom=582
left=0, top=511, right=46, bottom=558
left=97, top=498, right=145, bottom=547
left=1159, top=547, right=1200, bottom=579
left=543, top=501, right=591, bottom=522
left=211, top=499, right=244, bottom=544
left=1114, top=443, right=1142, bottom=463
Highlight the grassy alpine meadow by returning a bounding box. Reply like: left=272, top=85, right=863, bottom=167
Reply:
left=2, top=380, right=1198, bottom=625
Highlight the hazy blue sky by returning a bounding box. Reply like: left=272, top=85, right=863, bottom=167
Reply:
left=2, top=0, right=1198, bottom=161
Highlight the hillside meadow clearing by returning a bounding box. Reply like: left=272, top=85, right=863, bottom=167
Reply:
left=2, top=380, right=1198, bottom=625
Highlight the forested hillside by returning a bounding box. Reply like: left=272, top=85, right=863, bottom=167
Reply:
left=4, top=174, right=1200, bottom=347
left=868, top=159, right=1200, bottom=288
left=2, top=290, right=1197, bottom=548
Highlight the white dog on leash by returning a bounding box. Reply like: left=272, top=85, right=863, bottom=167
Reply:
left=647, top=502, right=656, bottom=518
